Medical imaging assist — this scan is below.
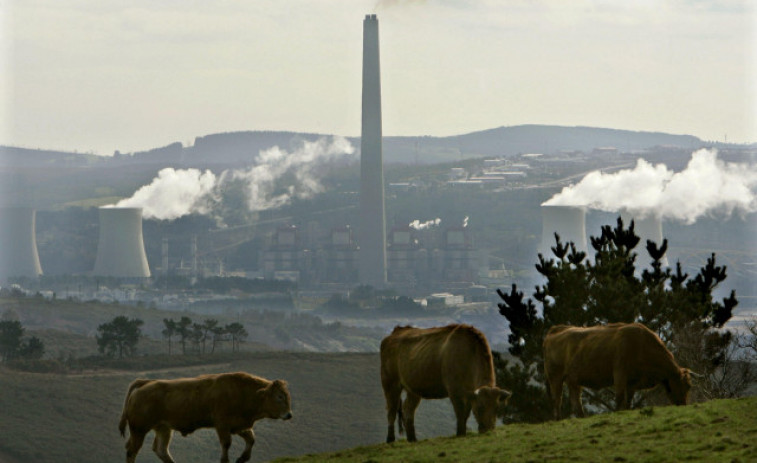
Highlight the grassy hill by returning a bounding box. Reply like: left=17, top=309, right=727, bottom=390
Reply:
left=274, top=396, right=757, bottom=463
left=0, top=352, right=455, bottom=463
left=1, top=350, right=754, bottom=463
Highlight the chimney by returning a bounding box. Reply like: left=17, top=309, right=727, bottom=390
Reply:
left=93, top=207, right=151, bottom=278
left=539, top=205, right=588, bottom=257
left=359, top=14, right=388, bottom=288
left=0, top=207, right=43, bottom=281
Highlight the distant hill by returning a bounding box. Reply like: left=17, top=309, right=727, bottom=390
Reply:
left=183, top=125, right=709, bottom=165
left=2, top=124, right=729, bottom=170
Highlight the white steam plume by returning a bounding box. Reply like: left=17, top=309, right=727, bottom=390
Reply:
left=228, top=136, right=355, bottom=212
left=409, top=218, right=441, bottom=230
left=463, top=216, right=469, bottom=228
left=110, top=136, right=355, bottom=220
left=543, top=149, right=757, bottom=223
left=112, top=168, right=217, bottom=220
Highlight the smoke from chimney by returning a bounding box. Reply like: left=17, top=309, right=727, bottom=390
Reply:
left=409, top=218, right=441, bottom=230
left=543, top=149, right=757, bottom=224
left=111, top=136, right=355, bottom=221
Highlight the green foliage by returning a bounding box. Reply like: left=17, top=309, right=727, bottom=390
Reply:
left=95, top=315, right=143, bottom=358
left=0, top=320, right=25, bottom=362
left=497, top=217, right=740, bottom=418
left=0, top=320, right=45, bottom=362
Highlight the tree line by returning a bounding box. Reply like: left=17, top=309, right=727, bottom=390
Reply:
left=95, top=315, right=248, bottom=359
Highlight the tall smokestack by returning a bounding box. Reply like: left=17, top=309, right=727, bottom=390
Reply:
left=0, top=207, right=43, bottom=281
left=539, top=205, right=588, bottom=257
left=93, top=207, right=151, bottom=278
left=359, top=13, right=387, bottom=288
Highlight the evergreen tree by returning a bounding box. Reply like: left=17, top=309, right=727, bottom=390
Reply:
left=497, top=217, right=738, bottom=421
left=0, top=320, right=24, bottom=362
left=162, top=318, right=177, bottom=355
left=176, top=316, right=193, bottom=355
left=96, top=316, right=144, bottom=358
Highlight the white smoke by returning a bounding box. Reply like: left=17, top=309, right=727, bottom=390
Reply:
left=463, top=216, right=469, bottom=228
left=112, top=168, right=218, bottom=220
left=227, top=136, right=355, bottom=212
left=409, top=218, right=441, bottom=230
left=111, top=136, right=355, bottom=220
left=543, top=149, right=757, bottom=223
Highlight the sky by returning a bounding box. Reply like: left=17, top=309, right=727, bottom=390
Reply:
left=1, top=0, right=756, bottom=156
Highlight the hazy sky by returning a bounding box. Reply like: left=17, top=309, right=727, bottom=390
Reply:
left=2, top=0, right=755, bottom=156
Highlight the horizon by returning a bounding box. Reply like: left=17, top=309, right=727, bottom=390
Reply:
left=2, top=1, right=756, bottom=155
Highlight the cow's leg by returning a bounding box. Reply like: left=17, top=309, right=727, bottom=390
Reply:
left=216, top=427, right=233, bottom=463
left=567, top=383, right=585, bottom=418
left=615, top=385, right=633, bottom=411
left=235, top=429, right=256, bottom=463
left=382, top=383, right=402, bottom=443
left=548, top=376, right=564, bottom=420
left=613, top=370, right=631, bottom=411
left=152, top=425, right=175, bottom=463
left=125, top=427, right=146, bottom=463
left=402, top=392, right=422, bottom=442
left=450, top=394, right=472, bottom=437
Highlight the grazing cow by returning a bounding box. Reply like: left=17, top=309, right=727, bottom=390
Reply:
left=380, top=324, right=511, bottom=442
left=543, top=322, right=692, bottom=420
left=118, top=372, right=292, bottom=463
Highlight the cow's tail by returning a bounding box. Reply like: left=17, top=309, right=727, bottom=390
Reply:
left=119, top=378, right=151, bottom=437
left=396, top=397, right=404, bottom=436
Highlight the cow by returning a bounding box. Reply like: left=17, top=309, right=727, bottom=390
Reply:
left=380, top=324, right=511, bottom=443
left=118, top=372, right=292, bottom=463
left=543, top=322, right=692, bottom=420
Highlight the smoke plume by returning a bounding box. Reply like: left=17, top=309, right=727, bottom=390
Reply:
left=111, top=136, right=355, bottom=221
left=113, top=168, right=218, bottom=220
left=543, top=149, right=757, bottom=223
left=409, top=218, right=441, bottom=230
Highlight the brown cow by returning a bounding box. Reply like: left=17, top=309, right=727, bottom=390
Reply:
left=380, top=324, right=511, bottom=442
left=543, top=322, right=692, bottom=420
left=118, top=372, right=292, bottom=463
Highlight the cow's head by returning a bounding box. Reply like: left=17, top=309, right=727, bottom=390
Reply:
left=260, top=379, right=293, bottom=420
left=468, top=386, right=511, bottom=433
left=664, top=368, right=692, bottom=406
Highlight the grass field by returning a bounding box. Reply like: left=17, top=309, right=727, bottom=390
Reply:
left=0, top=352, right=455, bottom=463
left=1, top=352, right=755, bottom=463
left=274, top=396, right=757, bottom=463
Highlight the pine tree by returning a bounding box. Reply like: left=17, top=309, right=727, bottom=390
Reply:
left=496, top=217, right=738, bottom=421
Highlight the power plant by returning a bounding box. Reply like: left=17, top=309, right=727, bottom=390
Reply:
left=0, top=207, right=43, bottom=281
left=358, top=14, right=388, bottom=288
left=93, top=207, right=151, bottom=278
left=539, top=205, right=588, bottom=257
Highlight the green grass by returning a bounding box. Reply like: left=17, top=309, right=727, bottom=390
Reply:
left=273, top=397, right=757, bottom=463
left=1, top=352, right=754, bottom=463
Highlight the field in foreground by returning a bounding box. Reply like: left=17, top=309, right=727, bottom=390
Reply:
left=274, top=396, right=757, bottom=463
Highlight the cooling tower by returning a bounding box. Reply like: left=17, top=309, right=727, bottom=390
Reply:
left=620, top=211, right=669, bottom=267
left=0, top=207, right=43, bottom=280
left=93, top=207, right=151, bottom=278
left=539, top=205, right=588, bottom=257
left=358, top=14, right=388, bottom=288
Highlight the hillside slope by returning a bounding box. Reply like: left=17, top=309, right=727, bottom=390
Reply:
left=274, top=396, right=757, bottom=463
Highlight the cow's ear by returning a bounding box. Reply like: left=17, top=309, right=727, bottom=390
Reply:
left=498, top=389, right=512, bottom=402
left=467, top=389, right=481, bottom=403
left=273, top=379, right=288, bottom=388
